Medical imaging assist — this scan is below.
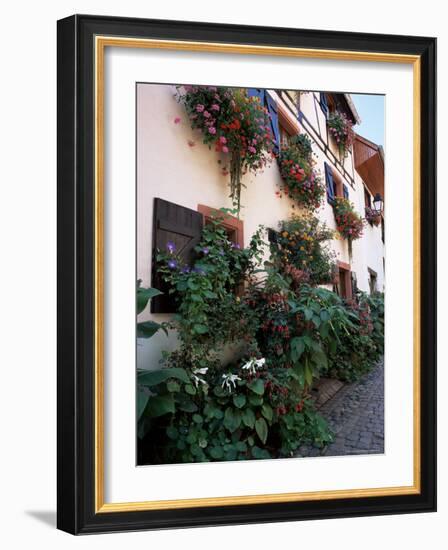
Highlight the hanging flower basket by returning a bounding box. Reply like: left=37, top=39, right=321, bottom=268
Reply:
left=176, top=86, right=274, bottom=213
left=365, top=206, right=382, bottom=226
left=327, top=111, right=355, bottom=158
left=276, top=134, right=325, bottom=211
left=332, top=197, right=365, bottom=241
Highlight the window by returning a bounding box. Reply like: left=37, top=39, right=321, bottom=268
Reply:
left=197, top=204, right=244, bottom=249
left=364, top=186, right=372, bottom=208
left=151, top=198, right=204, bottom=313
left=248, top=88, right=280, bottom=152
left=334, top=261, right=353, bottom=301
left=325, top=163, right=349, bottom=203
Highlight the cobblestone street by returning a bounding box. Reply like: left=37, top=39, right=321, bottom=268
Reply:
left=297, top=360, right=384, bottom=458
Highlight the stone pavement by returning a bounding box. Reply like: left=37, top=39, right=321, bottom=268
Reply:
left=296, top=359, right=384, bottom=458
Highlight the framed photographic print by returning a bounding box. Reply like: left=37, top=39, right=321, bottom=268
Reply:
left=57, top=14, right=436, bottom=534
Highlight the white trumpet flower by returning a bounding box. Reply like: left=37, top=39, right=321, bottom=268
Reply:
left=221, top=373, right=241, bottom=392
left=191, top=367, right=208, bottom=387
left=241, top=357, right=266, bottom=375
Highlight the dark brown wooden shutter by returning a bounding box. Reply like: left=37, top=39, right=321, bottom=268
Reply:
left=151, top=198, right=203, bottom=313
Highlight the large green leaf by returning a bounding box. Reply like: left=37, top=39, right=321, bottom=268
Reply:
left=223, top=407, right=242, bottom=432
left=255, top=417, right=268, bottom=445
left=261, top=403, right=273, bottom=422
left=137, top=367, right=190, bottom=386
left=137, top=320, right=162, bottom=339
left=290, top=336, right=305, bottom=363
left=137, top=287, right=162, bottom=315
left=248, top=379, right=265, bottom=396
left=242, top=408, right=256, bottom=429
left=233, top=394, right=246, bottom=409
left=146, top=394, right=175, bottom=417
left=137, top=389, right=149, bottom=420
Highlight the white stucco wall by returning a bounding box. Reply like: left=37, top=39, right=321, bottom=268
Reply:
left=137, top=84, right=384, bottom=371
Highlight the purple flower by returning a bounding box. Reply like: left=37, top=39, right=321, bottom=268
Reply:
left=196, top=104, right=205, bottom=112
left=193, top=267, right=206, bottom=275
left=232, top=242, right=241, bottom=249
left=202, top=247, right=210, bottom=255
left=166, top=241, right=176, bottom=253
left=181, top=266, right=191, bottom=274
left=219, top=249, right=225, bottom=256
left=208, top=127, right=217, bottom=135
left=167, top=259, right=178, bottom=269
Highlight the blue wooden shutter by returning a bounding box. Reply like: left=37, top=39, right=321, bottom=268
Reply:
left=247, top=88, right=265, bottom=103
left=324, top=162, right=335, bottom=204
left=320, top=92, right=329, bottom=117
left=151, top=198, right=203, bottom=313
left=266, top=93, right=280, bottom=153
left=343, top=184, right=349, bottom=199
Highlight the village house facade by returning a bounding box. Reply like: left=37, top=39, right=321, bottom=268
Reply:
left=137, top=84, right=385, bottom=370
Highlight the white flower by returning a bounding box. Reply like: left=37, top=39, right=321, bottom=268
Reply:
left=191, top=367, right=208, bottom=387
left=221, top=373, right=241, bottom=392
left=241, top=357, right=266, bottom=375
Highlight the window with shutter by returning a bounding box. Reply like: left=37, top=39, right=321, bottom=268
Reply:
left=343, top=184, right=349, bottom=199
left=320, top=92, right=329, bottom=117
left=248, top=89, right=280, bottom=153
left=197, top=204, right=244, bottom=249
left=324, top=162, right=335, bottom=204
left=247, top=88, right=266, bottom=104
left=266, top=93, right=280, bottom=153
left=151, top=198, right=203, bottom=313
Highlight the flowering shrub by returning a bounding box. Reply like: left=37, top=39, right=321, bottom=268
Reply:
left=327, top=111, right=355, bottom=158
left=272, top=215, right=336, bottom=285
left=137, top=210, right=384, bottom=464
left=176, top=86, right=274, bottom=212
left=276, top=134, right=325, bottom=210
left=332, top=197, right=365, bottom=241
left=365, top=206, right=382, bottom=226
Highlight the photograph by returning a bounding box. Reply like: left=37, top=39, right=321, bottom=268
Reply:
left=136, top=83, right=385, bottom=465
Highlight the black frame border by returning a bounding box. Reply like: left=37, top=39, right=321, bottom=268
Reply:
left=57, top=14, right=436, bottom=534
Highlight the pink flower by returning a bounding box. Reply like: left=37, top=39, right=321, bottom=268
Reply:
left=211, top=104, right=220, bottom=111
left=173, top=116, right=181, bottom=124
left=219, top=136, right=227, bottom=144
left=222, top=146, right=229, bottom=153
left=208, top=127, right=216, bottom=134
left=248, top=146, right=256, bottom=154
left=196, top=104, right=205, bottom=112
left=203, top=111, right=211, bottom=118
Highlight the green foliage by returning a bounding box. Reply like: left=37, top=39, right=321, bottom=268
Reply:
left=137, top=210, right=384, bottom=465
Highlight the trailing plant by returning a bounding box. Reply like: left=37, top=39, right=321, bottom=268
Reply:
left=332, top=197, right=365, bottom=241
left=327, top=110, right=355, bottom=158
left=276, top=134, right=325, bottom=210
left=271, top=214, right=337, bottom=285
left=176, top=86, right=274, bottom=212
